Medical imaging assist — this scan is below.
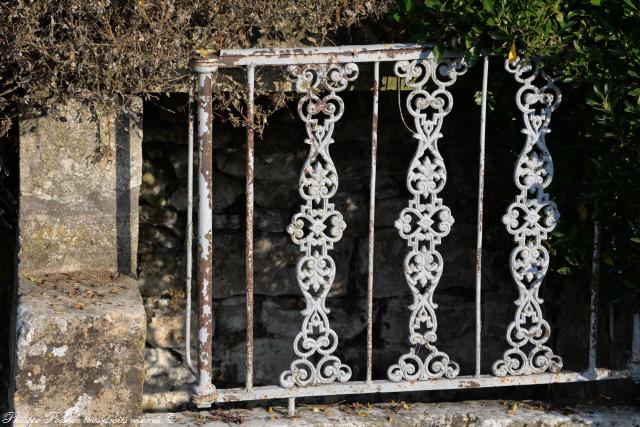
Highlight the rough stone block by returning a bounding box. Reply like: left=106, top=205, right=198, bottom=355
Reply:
left=12, top=273, right=145, bottom=424
left=19, top=98, right=142, bottom=276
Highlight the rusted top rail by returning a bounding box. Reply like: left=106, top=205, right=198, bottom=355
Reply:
left=191, top=43, right=462, bottom=70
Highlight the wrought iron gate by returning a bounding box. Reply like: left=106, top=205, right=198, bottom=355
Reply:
left=185, top=44, right=639, bottom=414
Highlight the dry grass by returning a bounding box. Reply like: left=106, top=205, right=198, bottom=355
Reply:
left=0, top=0, right=392, bottom=135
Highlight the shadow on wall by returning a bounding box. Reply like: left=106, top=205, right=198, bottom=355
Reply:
left=0, top=123, right=18, bottom=413
left=116, top=110, right=135, bottom=276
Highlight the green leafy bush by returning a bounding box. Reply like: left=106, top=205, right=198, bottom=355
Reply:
left=393, top=0, right=640, bottom=304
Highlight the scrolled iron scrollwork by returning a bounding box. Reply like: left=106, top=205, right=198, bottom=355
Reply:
left=387, top=58, right=467, bottom=382
left=493, top=57, right=563, bottom=377
left=280, top=63, right=358, bottom=388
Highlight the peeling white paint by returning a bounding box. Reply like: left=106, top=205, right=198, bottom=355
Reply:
left=197, top=109, right=210, bottom=134
left=201, top=279, right=209, bottom=298
left=203, top=304, right=211, bottom=316
left=198, top=326, right=209, bottom=344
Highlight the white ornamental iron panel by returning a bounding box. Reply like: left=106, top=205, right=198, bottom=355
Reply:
left=280, top=63, right=358, bottom=388
left=387, top=58, right=467, bottom=382
left=493, top=57, right=563, bottom=377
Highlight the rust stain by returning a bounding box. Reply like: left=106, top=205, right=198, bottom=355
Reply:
left=245, top=65, right=256, bottom=391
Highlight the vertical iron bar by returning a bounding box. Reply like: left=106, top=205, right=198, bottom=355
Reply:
left=609, top=303, right=616, bottom=343
left=631, top=312, right=640, bottom=381
left=589, top=221, right=601, bottom=372
left=194, top=68, right=216, bottom=400
left=475, top=55, right=489, bottom=377
left=288, top=397, right=296, bottom=417
left=245, top=65, right=256, bottom=391
left=366, top=61, right=379, bottom=384
left=185, top=76, right=196, bottom=375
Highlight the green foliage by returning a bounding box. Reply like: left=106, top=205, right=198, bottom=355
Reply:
left=393, top=0, right=640, bottom=303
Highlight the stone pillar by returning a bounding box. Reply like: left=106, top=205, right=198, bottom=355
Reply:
left=11, top=98, right=146, bottom=424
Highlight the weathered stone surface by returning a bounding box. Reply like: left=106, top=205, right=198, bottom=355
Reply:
left=255, top=179, right=299, bottom=210
left=19, top=98, right=142, bottom=276
left=12, top=273, right=145, bottom=424
left=355, top=229, right=408, bottom=298
left=211, top=232, right=353, bottom=298
left=255, top=207, right=291, bottom=233
left=213, top=295, right=247, bottom=335
left=144, top=347, right=195, bottom=394
left=375, top=196, right=407, bottom=228
left=145, top=296, right=197, bottom=350
left=138, top=246, right=185, bottom=297
left=216, top=144, right=306, bottom=183
left=213, top=174, right=244, bottom=213
left=142, top=346, right=194, bottom=411
left=139, top=205, right=181, bottom=234
left=141, top=400, right=640, bottom=426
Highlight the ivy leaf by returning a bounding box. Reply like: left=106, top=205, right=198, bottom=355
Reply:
left=434, top=42, right=444, bottom=62
left=405, top=0, right=414, bottom=12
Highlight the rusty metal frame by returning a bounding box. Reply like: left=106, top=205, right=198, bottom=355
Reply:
left=196, top=369, right=631, bottom=404
left=194, top=68, right=216, bottom=401
left=188, top=43, right=639, bottom=411
left=366, top=61, right=379, bottom=385
left=192, top=44, right=460, bottom=70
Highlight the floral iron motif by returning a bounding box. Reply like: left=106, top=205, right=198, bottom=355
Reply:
left=492, top=57, right=563, bottom=377
left=280, top=63, right=358, bottom=388
left=387, top=58, right=467, bottom=382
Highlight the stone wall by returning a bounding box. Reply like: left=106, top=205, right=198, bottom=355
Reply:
left=12, top=99, right=147, bottom=421
left=19, top=99, right=142, bottom=276
left=139, top=83, right=634, bottom=402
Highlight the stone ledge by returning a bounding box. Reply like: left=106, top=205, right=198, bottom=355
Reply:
left=142, top=400, right=640, bottom=426
left=12, top=273, right=146, bottom=425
